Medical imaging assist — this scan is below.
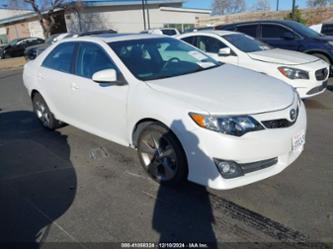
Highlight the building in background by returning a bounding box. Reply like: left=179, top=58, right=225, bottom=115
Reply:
left=0, top=0, right=211, bottom=43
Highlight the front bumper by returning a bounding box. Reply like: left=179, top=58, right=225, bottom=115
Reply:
left=273, top=60, right=329, bottom=99
left=183, top=101, right=307, bottom=190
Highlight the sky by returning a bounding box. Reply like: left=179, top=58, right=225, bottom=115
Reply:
left=184, top=0, right=308, bottom=11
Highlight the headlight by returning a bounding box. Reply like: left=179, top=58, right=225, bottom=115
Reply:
left=189, top=113, right=264, bottom=136
left=278, top=67, right=309, bottom=80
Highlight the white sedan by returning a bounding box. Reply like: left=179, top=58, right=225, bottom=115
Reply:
left=23, top=34, right=306, bottom=190
left=178, top=30, right=330, bottom=98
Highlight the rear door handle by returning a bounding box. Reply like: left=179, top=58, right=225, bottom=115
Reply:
left=71, top=83, right=79, bottom=90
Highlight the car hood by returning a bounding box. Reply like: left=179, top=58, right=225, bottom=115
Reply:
left=315, top=35, right=333, bottom=41
left=248, top=48, right=319, bottom=65
left=146, top=64, right=294, bottom=115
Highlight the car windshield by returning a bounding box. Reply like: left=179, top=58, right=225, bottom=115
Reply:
left=109, top=37, right=221, bottom=81
left=8, top=38, right=25, bottom=46
left=223, top=34, right=271, bottom=52
left=289, top=21, right=322, bottom=38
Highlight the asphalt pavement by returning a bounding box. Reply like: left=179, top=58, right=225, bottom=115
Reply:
left=0, top=69, right=332, bottom=248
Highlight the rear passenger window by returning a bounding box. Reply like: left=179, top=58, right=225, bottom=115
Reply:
left=75, top=42, right=117, bottom=79
left=42, top=42, right=75, bottom=73
left=236, top=25, right=258, bottom=38
left=262, top=24, right=295, bottom=39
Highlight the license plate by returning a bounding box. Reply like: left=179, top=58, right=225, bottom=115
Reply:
left=292, top=130, right=306, bottom=151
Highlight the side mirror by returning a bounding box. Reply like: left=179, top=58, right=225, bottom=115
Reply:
left=218, top=47, right=231, bottom=56
left=282, top=32, right=295, bottom=40
left=92, top=69, right=117, bottom=83
left=92, top=69, right=126, bottom=85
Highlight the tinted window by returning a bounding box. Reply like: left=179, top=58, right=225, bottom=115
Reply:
left=181, top=36, right=196, bottom=46
left=262, top=24, right=295, bottom=39
left=162, top=29, right=177, bottom=36
left=75, top=42, right=117, bottom=79
left=236, top=25, right=258, bottom=37
left=196, top=36, right=227, bottom=53
left=42, top=42, right=75, bottom=73
left=322, top=23, right=333, bottom=35
left=287, top=21, right=320, bottom=38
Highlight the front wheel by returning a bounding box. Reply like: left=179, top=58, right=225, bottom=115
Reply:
left=32, top=93, right=61, bottom=130
left=312, top=53, right=331, bottom=64
left=137, top=123, right=188, bottom=186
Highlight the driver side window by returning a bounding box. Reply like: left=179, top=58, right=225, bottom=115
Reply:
left=195, top=36, right=227, bottom=54
left=75, top=42, right=118, bottom=79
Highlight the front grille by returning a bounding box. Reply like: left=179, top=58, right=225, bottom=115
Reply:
left=240, top=158, right=278, bottom=174
left=262, top=107, right=299, bottom=129
left=315, top=68, right=328, bottom=81
left=262, top=119, right=294, bottom=129
left=307, top=81, right=328, bottom=95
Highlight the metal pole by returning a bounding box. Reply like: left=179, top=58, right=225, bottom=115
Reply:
left=145, top=0, right=150, bottom=29
left=276, top=0, right=278, bottom=11
left=141, top=0, right=146, bottom=30
left=292, top=0, right=296, bottom=19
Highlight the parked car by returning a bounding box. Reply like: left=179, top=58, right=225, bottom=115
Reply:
left=25, top=33, right=72, bottom=60
left=23, top=34, right=306, bottom=190
left=0, top=37, right=44, bottom=59
left=141, top=28, right=180, bottom=36
left=216, top=20, right=333, bottom=70
left=25, top=30, right=118, bottom=60
left=310, top=22, right=333, bottom=36
left=178, top=30, right=329, bottom=98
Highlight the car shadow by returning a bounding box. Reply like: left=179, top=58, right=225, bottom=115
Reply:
left=303, top=99, right=331, bottom=110
left=327, top=84, right=333, bottom=92
left=0, top=111, right=77, bottom=248
left=152, top=120, right=219, bottom=247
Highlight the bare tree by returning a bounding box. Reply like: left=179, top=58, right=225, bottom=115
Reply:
left=306, top=0, right=330, bottom=7
left=254, top=0, right=271, bottom=11
left=9, top=0, right=81, bottom=38
left=212, top=0, right=246, bottom=16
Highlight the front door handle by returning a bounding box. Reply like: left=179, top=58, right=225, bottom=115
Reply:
left=71, top=83, right=79, bottom=91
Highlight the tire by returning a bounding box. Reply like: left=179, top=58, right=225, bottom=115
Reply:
left=32, top=93, right=61, bottom=130
left=312, top=53, right=331, bottom=64
left=137, top=123, right=188, bottom=186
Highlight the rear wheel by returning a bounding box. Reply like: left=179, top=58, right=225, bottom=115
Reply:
left=137, top=123, right=188, bottom=186
left=32, top=93, right=61, bottom=130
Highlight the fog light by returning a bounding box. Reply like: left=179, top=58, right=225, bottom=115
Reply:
left=214, top=159, right=243, bottom=179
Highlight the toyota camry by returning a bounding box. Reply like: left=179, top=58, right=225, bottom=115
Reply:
left=23, top=34, right=306, bottom=190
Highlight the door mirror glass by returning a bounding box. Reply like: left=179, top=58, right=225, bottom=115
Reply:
left=218, top=47, right=231, bottom=56
left=92, top=69, right=118, bottom=83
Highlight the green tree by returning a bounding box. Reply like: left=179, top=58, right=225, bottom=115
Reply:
left=285, top=6, right=307, bottom=24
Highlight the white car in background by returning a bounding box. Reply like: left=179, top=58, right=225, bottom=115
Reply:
left=178, top=30, right=330, bottom=98
left=141, top=28, right=180, bottom=36
left=23, top=34, right=306, bottom=190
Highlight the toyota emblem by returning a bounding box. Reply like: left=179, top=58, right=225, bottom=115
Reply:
left=290, top=109, right=297, bottom=121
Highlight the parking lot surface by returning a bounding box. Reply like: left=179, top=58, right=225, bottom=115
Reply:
left=0, top=69, right=332, bottom=247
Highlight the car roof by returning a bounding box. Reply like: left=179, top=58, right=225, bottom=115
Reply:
left=188, top=30, right=239, bottom=36
left=218, top=19, right=297, bottom=27
left=65, top=33, right=168, bottom=43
